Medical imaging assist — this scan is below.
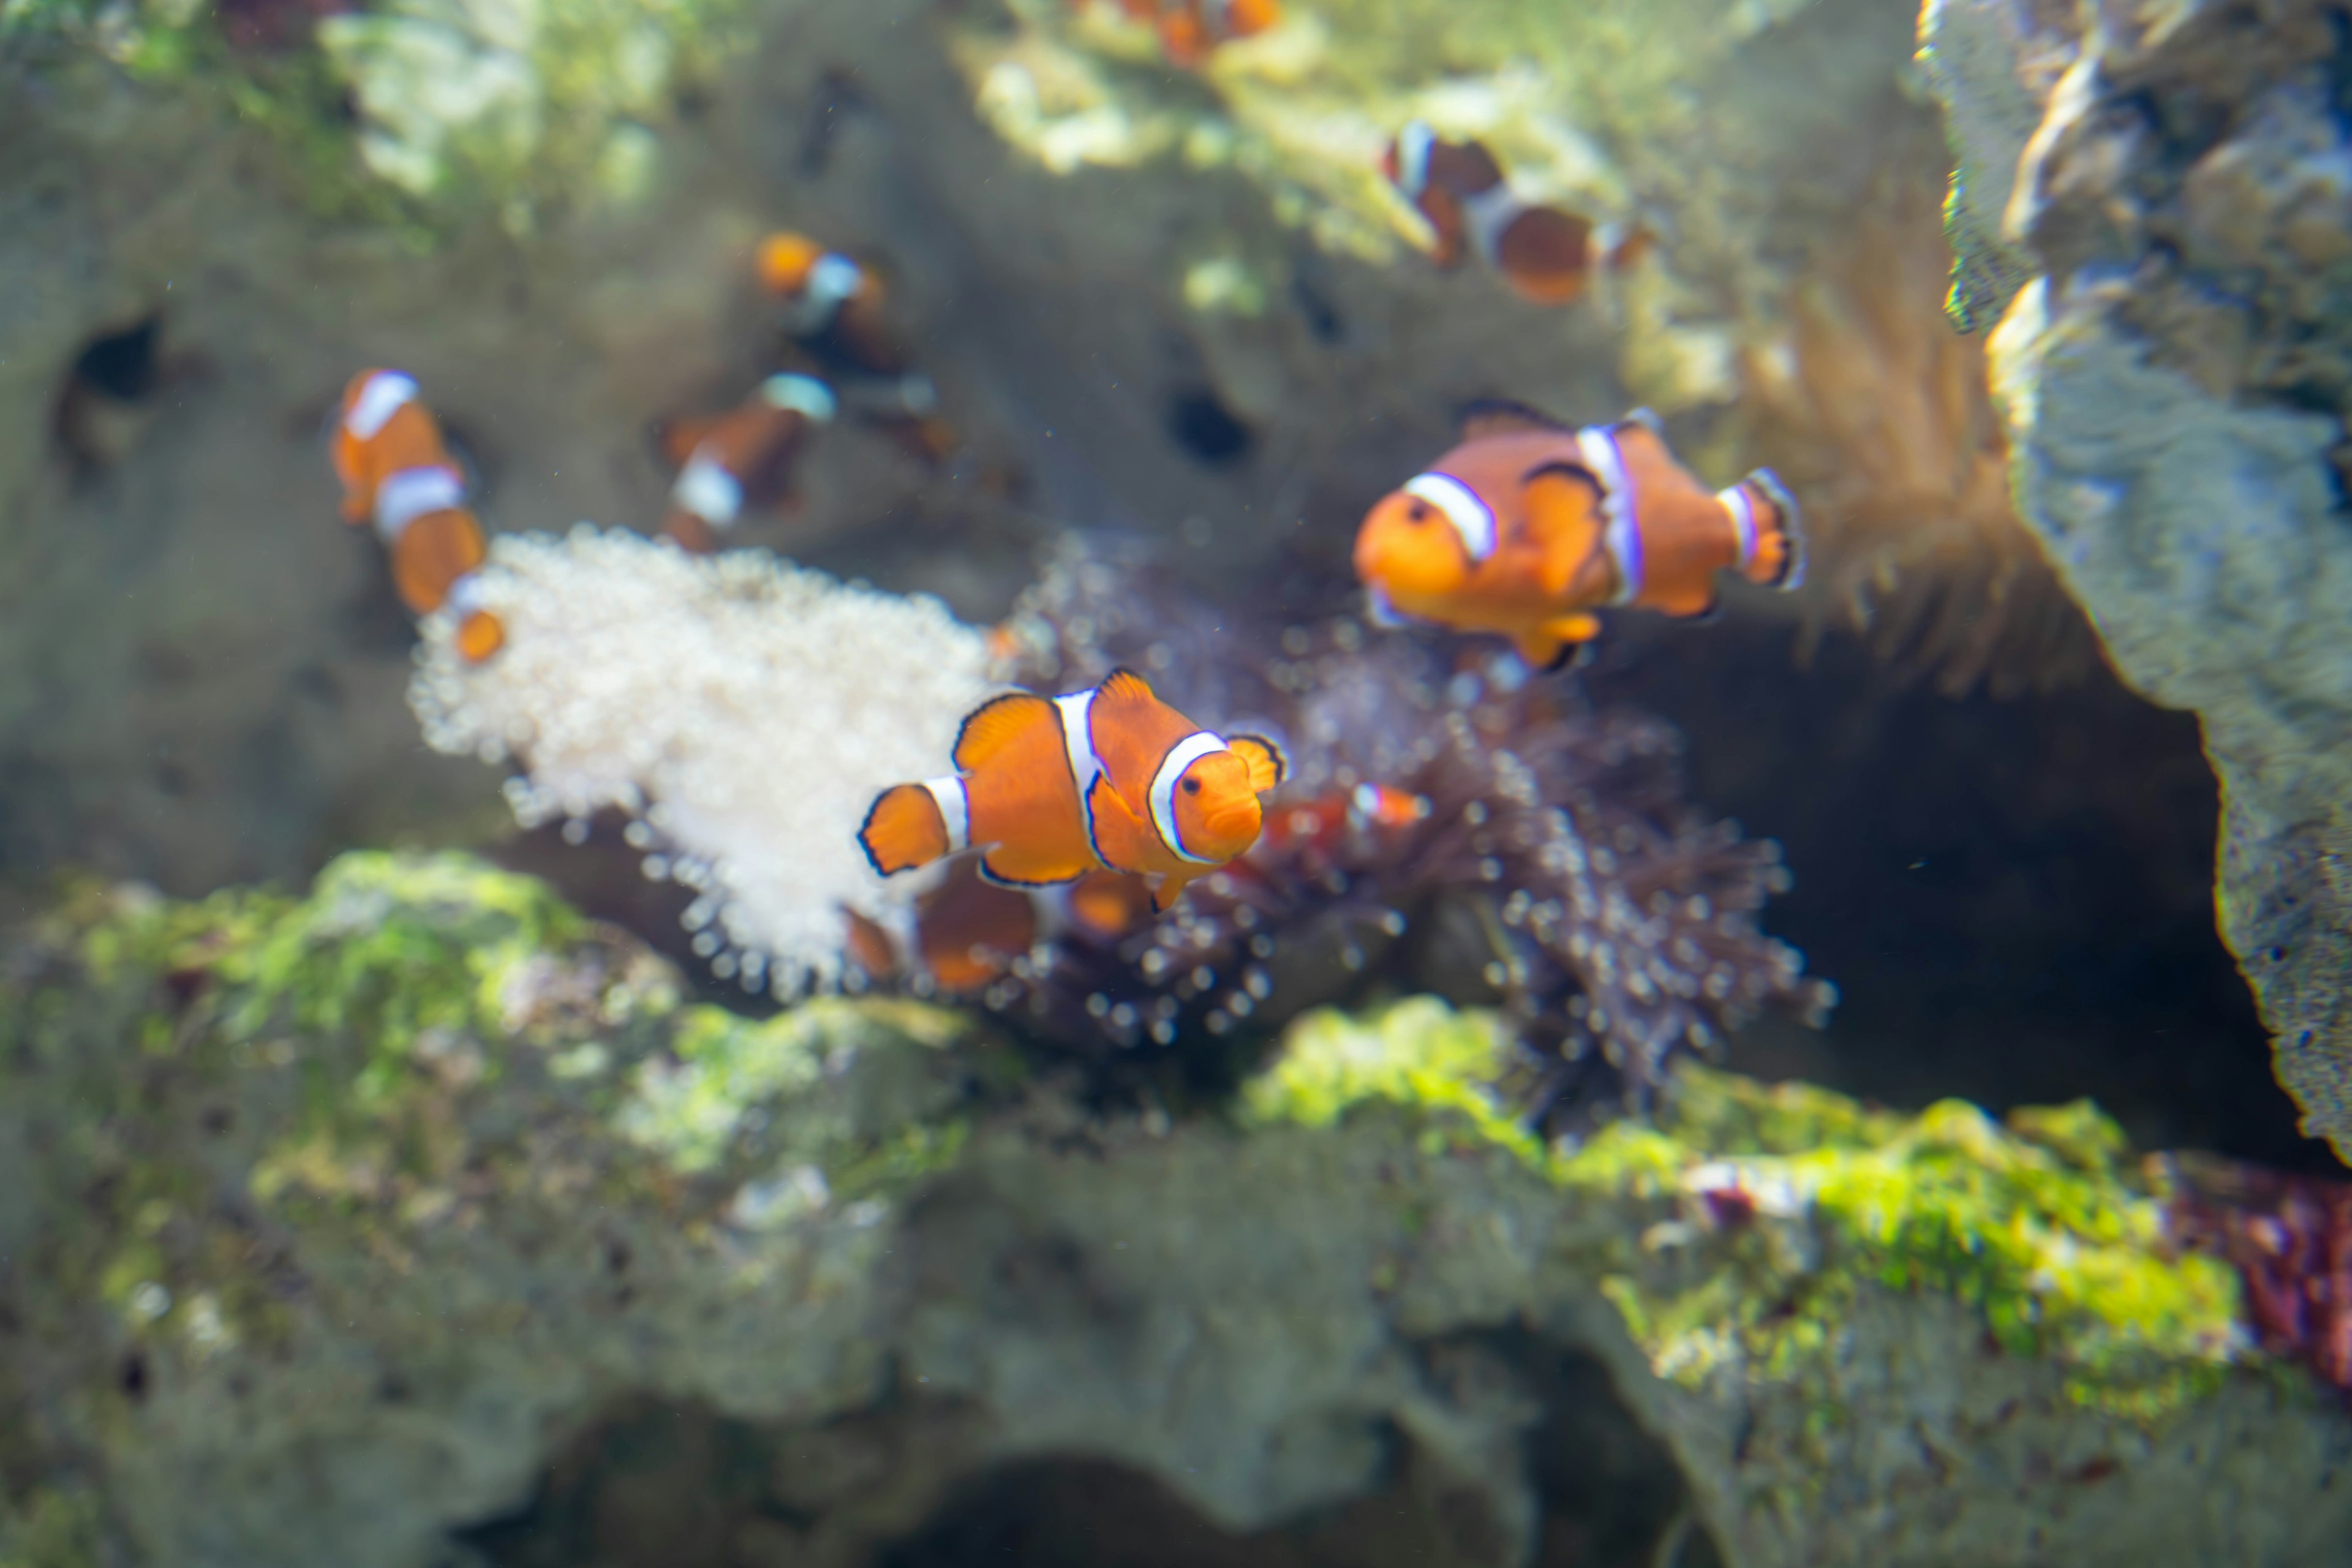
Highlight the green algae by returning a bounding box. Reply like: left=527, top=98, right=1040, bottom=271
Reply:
left=2, top=852, right=990, bottom=1366
left=4, top=0, right=752, bottom=233
left=1243, top=998, right=2252, bottom=1421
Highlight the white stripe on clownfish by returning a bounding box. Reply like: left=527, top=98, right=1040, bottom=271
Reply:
left=1458, top=181, right=1527, bottom=269
left=1393, top=119, right=1435, bottom=199
left=1404, top=471, right=1498, bottom=563
left=345, top=371, right=418, bottom=442
left=672, top=452, right=744, bottom=527
left=760, top=373, right=839, bottom=422
left=921, top=775, right=971, bottom=854
left=1575, top=426, right=1643, bottom=605
left=372, top=464, right=465, bottom=545
left=1150, top=730, right=1227, bottom=864
left=1054, top=688, right=1104, bottom=852
left=445, top=569, right=492, bottom=619
left=780, top=252, right=865, bottom=336
left=1718, top=482, right=1759, bottom=572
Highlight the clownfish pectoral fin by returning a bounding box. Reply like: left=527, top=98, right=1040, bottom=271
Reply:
left=1457, top=397, right=1572, bottom=443
left=952, top=690, right=1056, bottom=773
left=1515, top=615, right=1601, bottom=671
left=1226, top=733, right=1286, bottom=794
left=1519, top=464, right=1608, bottom=597
left=859, top=783, right=954, bottom=875
left=1145, top=869, right=1199, bottom=913
left=1084, top=774, right=1161, bottom=876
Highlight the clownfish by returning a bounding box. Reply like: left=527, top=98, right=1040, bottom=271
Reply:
left=859, top=669, right=1286, bottom=911
left=1380, top=121, right=1649, bottom=306
left=1060, top=867, right=1155, bottom=943
left=755, top=232, right=956, bottom=466
left=1355, top=400, right=1803, bottom=669
left=1259, top=783, right=1431, bottom=860
left=654, top=373, right=839, bottom=554
left=757, top=232, right=912, bottom=377
left=917, top=865, right=1040, bottom=992
left=1102, top=0, right=1279, bottom=65
left=330, top=369, right=505, bottom=663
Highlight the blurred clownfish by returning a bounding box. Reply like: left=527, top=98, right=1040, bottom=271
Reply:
left=756, top=232, right=911, bottom=377
left=1355, top=400, right=1803, bottom=669
left=330, top=369, right=505, bottom=663
left=859, top=669, right=1286, bottom=911
left=1259, top=782, right=1431, bottom=860
left=1380, top=121, right=1649, bottom=306
left=916, top=862, right=1041, bottom=991
left=1101, top=0, right=1279, bottom=65
left=654, top=373, right=839, bottom=554
left=755, top=232, right=957, bottom=466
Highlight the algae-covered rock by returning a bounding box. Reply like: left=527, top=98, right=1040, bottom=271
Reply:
left=2, top=862, right=2346, bottom=1566
left=1916, top=0, right=2352, bottom=1160
left=952, top=0, right=1928, bottom=428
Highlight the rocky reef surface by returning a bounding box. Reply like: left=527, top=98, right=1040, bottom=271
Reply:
left=1920, top=0, right=2352, bottom=1158
left=2, top=854, right=2347, bottom=1567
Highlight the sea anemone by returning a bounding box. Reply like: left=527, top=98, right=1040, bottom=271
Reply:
left=931, top=540, right=1833, bottom=1126
left=409, top=526, right=994, bottom=995
left=1741, top=170, right=2106, bottom=698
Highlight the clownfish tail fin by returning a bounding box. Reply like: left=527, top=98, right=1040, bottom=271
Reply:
left=1724, top=469, right=1804, bottom=592
left=454, top=609, right=506, bottom=663
left=859, top=781, right=957, bottom=876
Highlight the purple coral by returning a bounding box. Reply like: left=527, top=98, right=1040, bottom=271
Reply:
left=2166, top=1155, right=2352, bottom=1392
left=971, top=541, right=1834, bottom=1125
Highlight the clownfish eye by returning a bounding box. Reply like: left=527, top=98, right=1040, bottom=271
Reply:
left=1406, top=500, right=1432, bottom=524
left=1183, top=777, right=1202, bottom=794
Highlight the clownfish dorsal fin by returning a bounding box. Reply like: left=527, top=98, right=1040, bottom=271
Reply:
left=1093, top=666, right=1159, bottom=712
left=1226, top=733, right=1286, bottom=794
left=1457, top=398, right=1574, bottom=443
left=1085, top=772, right=1160, bottom=874
left=952, top=691, right=1054, bottom=774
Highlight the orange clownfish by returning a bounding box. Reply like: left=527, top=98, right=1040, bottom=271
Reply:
left=755, top=232, right=956, bottom=466
left=1380, top=121, right=1648, bottom=306
left=330, top=369, right=505, bottom=663
left=859, top=669, right=1286, bottom=911
left=1355, top=401, right=1803, bottom=669
left=1104, top=0, right=1279, bottom=65
left=654, top=373, right=838, bottom=554
left=756, top=232, right=910, bottom=375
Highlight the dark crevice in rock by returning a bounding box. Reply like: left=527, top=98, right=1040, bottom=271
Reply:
left=1589, top=616, right=2336, bottom=1171
left=455, top=1332, right=1716, bottom=1567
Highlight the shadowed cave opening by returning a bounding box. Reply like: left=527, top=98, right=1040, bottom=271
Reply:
left=451, top=1336, right=1716, bottom=1568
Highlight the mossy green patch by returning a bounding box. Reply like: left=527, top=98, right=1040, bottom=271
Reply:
left=6, top=0, right=750, bottom=233
left=1244, top=998, right=2252, bottom=1421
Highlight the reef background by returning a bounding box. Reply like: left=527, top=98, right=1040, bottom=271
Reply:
left=7, top=0, right=2352, bottom=1560
left=0, top=0, right=2323, bottom=1166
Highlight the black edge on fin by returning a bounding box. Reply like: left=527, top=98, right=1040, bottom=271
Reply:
left=1535, top=637, right=1595, bottom=675
left=1518, top=458, right=1605, bottom=496
left=1457, top=396, right=1574, bottom=442
left=1226, top=731, right=1287, bottom=787
left=1083, top=773, right=1124, bottom=870
left=975, top=856, right=1074, bottom=891
left=1749, top=467, right=1806, bottom=590
left=854, top=792, right=895, bottom=876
